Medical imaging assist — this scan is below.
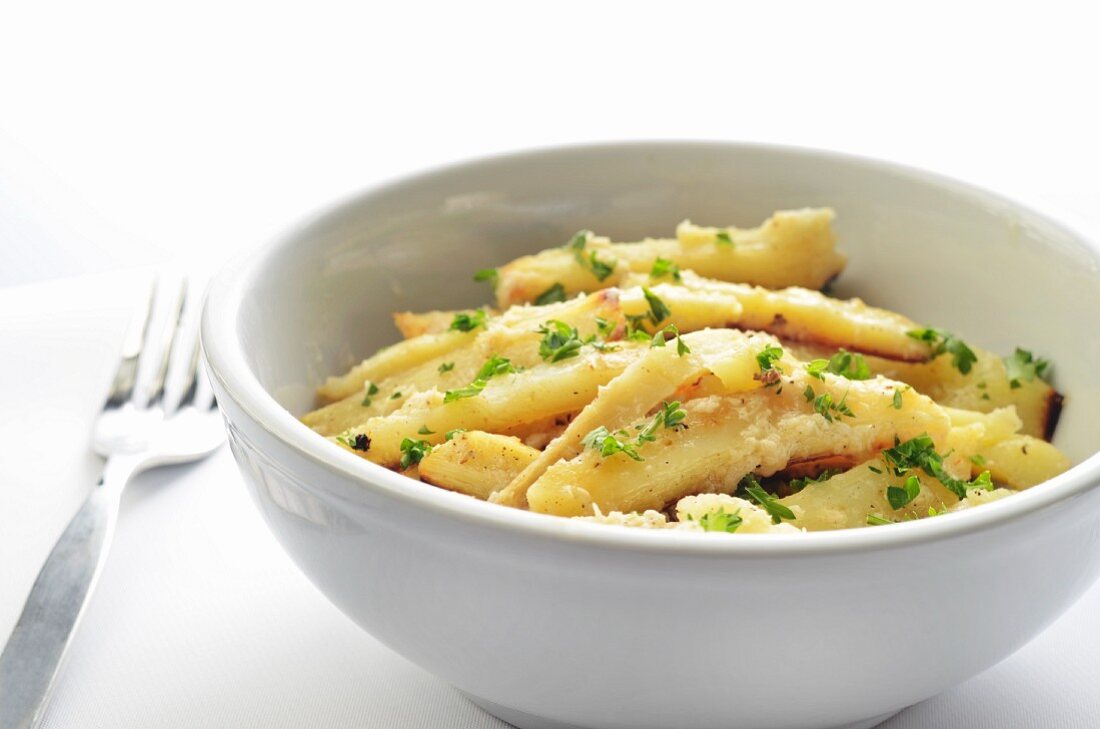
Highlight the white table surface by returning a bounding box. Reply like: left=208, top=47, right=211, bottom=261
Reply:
left=3, top=3, right=1100, bottom=726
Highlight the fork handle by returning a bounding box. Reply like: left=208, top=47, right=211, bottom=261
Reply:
left=0, top=458, right=134, bottom=729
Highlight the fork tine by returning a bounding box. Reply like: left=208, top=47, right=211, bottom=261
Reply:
left=103, top=278, right=157, bottom=411
left=145, top=279, right=188, bottom=408
left=193, top=360, right=217, bottom=412
left=176, top=329, right=203, bottom=410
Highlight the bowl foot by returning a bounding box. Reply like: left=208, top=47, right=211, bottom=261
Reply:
left=462, top=693, right=902, bottom=729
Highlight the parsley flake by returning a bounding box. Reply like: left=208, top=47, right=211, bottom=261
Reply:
left=444, top=428, right=466, bottom=441
left=417, top=425, right=435, bottom=435
left=566, top=230, right=615, bottom=281
left=697, top=508, right=743, bottom=533
left=581, top=426, right=643, bottom=461
left=595, top=316, right=617, bottom=339
left=907, top=327, right=977, bottom=375
left=788, top=469, right=839, bottom=494
left=866, top=513, right=894, bottom=526
left=715, top=231, right=734, bottom=247
left=636, top=400, right=688, bottom=445
left=585, top=251, right=616, bottom=281
left=1003, top=347, right=1051, bottom=389
left=754, top=345, right=785, bottom=387
left=741, top=477, right=796, bottom=524
left=650, top=324, right=690, bottom=356
left=473, top=268, right=499, bottom=287
left=887, top=475, right=922, bottom=510
left=449, top=309, right=488, bottom=332
left=881, top=433, right=992, bottom=500
left=443, top=355, right=518, bottom=402
left=398, top=438, right=432, bottom=469
left=438, top=362, right=455, bottom=373
left=361, top=381, right=380, bottom=406
left=534, top=283, right=567, bottom=306
left=650, top=257, right=682, bottom=281
left=641, top=287, right=671, bottom=326
left=538, top=320, right=590, bottom=363
left=803, top=385, right=855, bottom=422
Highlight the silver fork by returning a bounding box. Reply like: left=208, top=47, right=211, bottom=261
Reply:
left=0, top=278, right=225, bottom=729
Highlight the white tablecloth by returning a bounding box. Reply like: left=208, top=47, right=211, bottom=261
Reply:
left=2, top=272, right=1099, bottom=729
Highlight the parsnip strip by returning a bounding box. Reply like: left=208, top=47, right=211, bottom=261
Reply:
left=647, top=271, right=932, bottom=362
left=781, top=465, right=955, bottom=531
left=860, top=348, right=1061, bottom=440
left=317, top=330, right=476, bottom=403
left=341, top=345, right=649, bottom=467
left=394, top=309, right=491, bottom=339
left=525, top=368, right=950, bottom=517
left=494, top=208, right=844, bottom=307
left=419, top=431, right=539, bottom=500
left=494, top=329, right=774, bottom=508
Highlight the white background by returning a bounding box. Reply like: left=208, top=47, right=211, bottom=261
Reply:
left=2, top=2, right=1099, bottom=727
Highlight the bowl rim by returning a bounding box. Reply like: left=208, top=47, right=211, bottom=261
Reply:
left=202, top=138, right=1100, bottom=557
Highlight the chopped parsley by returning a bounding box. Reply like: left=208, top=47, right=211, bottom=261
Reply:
left=969, top=470, right=993, bottom=491
left=788, top=469, right=840, bottom=494
left=476, top=354, right=518, bottom=380
left=538, top=320, right=590, bottom=363
left=741, top=476, right=796, bottom=524
left=803, top=385, right=854, bottom=422
left=887, top=475, right=922, bottom=510
left=581, top=426, right=643, bottom=461
left=1003, top=347, right=1051, bottom=389
left=438, top=362, right=455, bottom=373
left=754, top=344, right=784, bottom=387
left=650, top=324, right=690, bottom=356
left=449, top=309, right=488, bottom=332
left=566, top=230, right=615, bottom=281
left=892, top=389, right=904, bottom=409
left=565, top=229, right=592, bottom=253
left=417, top=425, right=435, bottom=435
left=715, top=230, right=734, bottom=247
left=534, top=283, right=567, bottom=305
left=650, top=257, right=682, bottom=281
left=584, top=251, right=616, bottom=281
left=697, top=508, right=743, bottom=533
left=443, top=354, right=518, bottom=402
left=880, top=433, right=992, bottom=499
left=636, top=401, right=688, bottom=445
left=969, top=454, right=987, bottom=466
left=641, top=287, right=671, bottom=326
left=473, top=268, right=499, bottom=288
left=866, top=513, right=894, bottom=526
left=444, top=428, right=466, bottom=441
left=807, top=348, right=872, bottom=381
left=907, top=327, right=977, bottom=375
left=583, top=401, right=686, bottom=462
left=361, top=381, right=380, bottom=406
left=390, top=391, right=403, bottom=400
left=336, top=432, right=371, bottom=452
left=756, top=344, right=784, bottom=372
left=595, top=316, right=617, bottom=339
left=398, top=438, right=432, bottom=469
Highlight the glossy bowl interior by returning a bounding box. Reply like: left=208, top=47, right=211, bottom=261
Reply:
left=203, top=142, right=1100, bottom=729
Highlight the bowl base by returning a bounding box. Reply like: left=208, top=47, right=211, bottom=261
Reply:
left=463, top=693, right=902, bottom=729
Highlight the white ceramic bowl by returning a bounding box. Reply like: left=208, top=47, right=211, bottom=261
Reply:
left=202, top=142, right=1100, bottom=729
